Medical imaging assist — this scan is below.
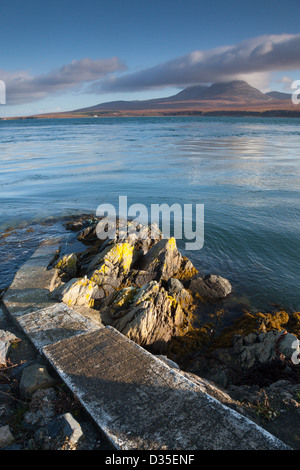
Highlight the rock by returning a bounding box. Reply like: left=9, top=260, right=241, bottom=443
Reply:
left=23, top=388, right=57, bottom=430
left=0, top=425, right=14, bottom=449
left=167, top=278, right=194, bottom=312
left=180, top=371, right=242, bottom=410
left=235, top=330, right=299, bottom=370
left=63, top=241, right=137, bottom=307
left=168, top=278, right=184, bottom=293
left=20, top=364, right=56, bottom=398
left=46, top=413, right=83, bottom=449
left=173, top=256, right=198, bottom=282
left=49, top=253, right=78, bottom=292
left=55, top=253, right=77, bottom=278
left=137, top=238, right=183, bottom=282
left=49, top=277, right=107, bottom=308
left=77, top=224, right=98, bottom=243
left=185, top=274, right=232, bottom=300
left=87, top=242, right=135, bottom=278
left=105, top=281, right=186, bottom=352
left=0, top=330, right=20, bottom=365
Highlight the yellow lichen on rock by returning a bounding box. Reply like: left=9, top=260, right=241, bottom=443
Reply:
left=173, top=256, right=198, bottom=281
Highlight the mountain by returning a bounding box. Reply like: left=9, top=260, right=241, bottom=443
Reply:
left=266, top=91, right=292, bottom=100
left=27, top=80, right=299, bottom=120
left=199, top=80, right=272, bottom=101
left=75, top=80, right=275, bottom=113
left=167, top=84, right=208, bottom=101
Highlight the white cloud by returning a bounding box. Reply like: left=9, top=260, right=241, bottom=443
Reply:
left=93, top=34, right=300, bottom=93
left=277, top=75, right=294, bottom=91
left=1, top=57, right=126, bottom=104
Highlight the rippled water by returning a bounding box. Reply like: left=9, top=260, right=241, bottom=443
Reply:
left=0, top=116, right=299, bottom=311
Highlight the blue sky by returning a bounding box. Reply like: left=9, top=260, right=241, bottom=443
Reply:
left=1, top=0, right=300, bottom=116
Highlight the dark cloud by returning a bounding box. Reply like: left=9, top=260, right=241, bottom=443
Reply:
left=93, top=34, right=300, bottom=93
left=2, top=57, right=126, bottom=104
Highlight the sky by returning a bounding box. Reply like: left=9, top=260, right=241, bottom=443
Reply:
left=1, top=0, right=300, bottom=117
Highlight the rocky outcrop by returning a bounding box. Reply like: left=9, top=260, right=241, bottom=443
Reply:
left=187, top=329, right=300, bottom=389
left=48, top=217, right=231, bottom=352
left=102, top=281, right=186, bottom=352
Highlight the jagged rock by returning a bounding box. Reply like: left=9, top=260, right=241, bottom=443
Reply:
left=173, top=256, right=198, bottom=282
left=105, top=281, right=185, bottom=352
left=0, top=425, right=15, bottom=449
left=0, top=330, right=20, bottom=365
left=185, top=274, right=232, bottom=300
left=77, top=224, right=99, bottom=243
left=20, top=364, right=56, bottom=398
left=87, top=242, right=135, bottom=282
left=168, top=278, right=184, bottom=293
left=136, top=238, right=185, bottom=283
left=168, top=278, right=194, bottom=311
left=45, top=412, right=83, bottom=449
left=49, top=277, right=107, bottom=308
left=49, top=253, right=78, bottom=292
left=55, top=253, right=77, bottom=278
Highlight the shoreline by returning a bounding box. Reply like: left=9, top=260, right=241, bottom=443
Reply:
left=2, top=109, right=300, bottom=120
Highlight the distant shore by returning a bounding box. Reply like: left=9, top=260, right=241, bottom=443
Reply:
left=2, top=108, right=300, bottom=121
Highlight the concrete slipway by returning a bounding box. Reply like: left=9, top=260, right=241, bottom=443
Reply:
left=2, top=239, right=291, bottom=450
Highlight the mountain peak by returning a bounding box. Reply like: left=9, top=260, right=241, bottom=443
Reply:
left=200, top=80, right=272, bottom=101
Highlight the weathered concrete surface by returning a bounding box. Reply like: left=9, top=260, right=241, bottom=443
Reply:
left=17, top=303, right=102, bottom=351
left=2, top=239, right=61, bottom=318
left=43, top=326, right=291, bottom=450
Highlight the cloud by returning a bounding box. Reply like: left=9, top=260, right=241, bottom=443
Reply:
left=1, top=57, right=126, bottom=104
left=93, top=34, right=300, bottom=93
left=277, top=75, right=294, bottom=91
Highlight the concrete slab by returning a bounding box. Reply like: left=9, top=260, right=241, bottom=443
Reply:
left=3, top=239, right=61, bottom=318
left=43, top=326, right=291, bottom=450
left=17, top=303, right=102, bottom=351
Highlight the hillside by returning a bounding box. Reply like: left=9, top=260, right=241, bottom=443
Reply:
left=9, top=80, right=298, bottom=120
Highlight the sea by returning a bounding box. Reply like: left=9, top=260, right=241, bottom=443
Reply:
left=0, top=116, right=299, bottom=317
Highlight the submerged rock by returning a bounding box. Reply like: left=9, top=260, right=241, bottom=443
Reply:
left=185, top=274, right=232, bottom=300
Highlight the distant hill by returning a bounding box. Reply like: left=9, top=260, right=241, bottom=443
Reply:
left=75, top=80, right=277, bottom=113
left=25, top=80, right=298, bottom=120
left=266, top=91, right=292, bottom=100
